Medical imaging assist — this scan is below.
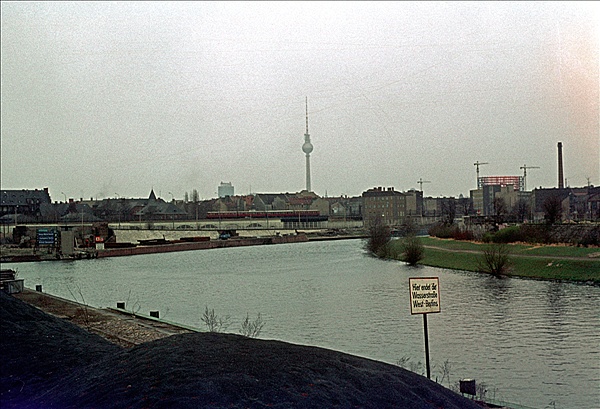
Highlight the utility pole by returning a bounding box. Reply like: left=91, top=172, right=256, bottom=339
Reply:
left=474, top=161, right=489, bottom=189
left=519, top=164, right=540, bottom=191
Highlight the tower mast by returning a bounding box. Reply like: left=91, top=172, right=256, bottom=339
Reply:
left=302, top=97, right=314, bottom=192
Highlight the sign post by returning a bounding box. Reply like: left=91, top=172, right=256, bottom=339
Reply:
left=409, top=277, right=441, bottom=379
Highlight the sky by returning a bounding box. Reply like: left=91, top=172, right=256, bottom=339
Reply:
left=1, top=1, right=598, bottom=202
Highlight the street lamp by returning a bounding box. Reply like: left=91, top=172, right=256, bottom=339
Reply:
left=61, top=192, right=67, bottom=203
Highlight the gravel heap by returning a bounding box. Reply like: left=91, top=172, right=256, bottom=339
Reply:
left=1, top=291, right=482, bottom=408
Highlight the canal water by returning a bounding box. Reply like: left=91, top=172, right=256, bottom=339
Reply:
left=4, top=239, right=599, bottom=408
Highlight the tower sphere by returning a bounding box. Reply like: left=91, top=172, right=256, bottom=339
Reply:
left=302, top=141, right=313, bottom=154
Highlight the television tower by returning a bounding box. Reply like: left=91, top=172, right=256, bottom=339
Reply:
left=302, top=97, right=314, bottom=192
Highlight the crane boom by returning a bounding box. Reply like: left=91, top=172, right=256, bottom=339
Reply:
left=417, top=178, right=431, bottom=192
left=519, top=164, right=540, bottom=191
left=474, top=161, right=489, bottom=189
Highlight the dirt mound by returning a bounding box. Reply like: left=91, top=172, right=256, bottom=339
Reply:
left=1, top=292, right=481, bottom=408
left=0, top=290, right=121, bottom=407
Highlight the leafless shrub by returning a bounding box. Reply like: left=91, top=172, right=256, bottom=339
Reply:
left=478, top=243, right=511, bottom=276
left=125, top=289, right=142, bottom=315
left=239, top=313, right=265, bottom=338
left=401, top=235, right=424, bottom=266
left=365, top=214, right=391, bottom=257
left=438, top=359, right=451, bottom=386
left=67, top=284, right=91, bottom=329
left=201, top=306, right=231, bottom=332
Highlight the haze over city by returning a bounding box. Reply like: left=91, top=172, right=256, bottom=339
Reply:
left=1, top=1, right=598, bottom=201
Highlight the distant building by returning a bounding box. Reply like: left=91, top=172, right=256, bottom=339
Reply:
left=0, top=188, right=52, bottom=221
left=471, top=176, right=523, bottom=216
left=478, top=176, right=524, bottom=191
left=404, top=189, right=424, bottom=218
left=324, top=195, right=363, bottom=220
left=362, top=187, right=406, bottom=226
left=530, top=186, right=600, bottom=222
left=134, top=190, right=188, bottom=221
left=218, top=182, right=234, bottom=198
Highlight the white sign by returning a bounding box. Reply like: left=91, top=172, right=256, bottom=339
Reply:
left=409, top=277, right=441, bottom=314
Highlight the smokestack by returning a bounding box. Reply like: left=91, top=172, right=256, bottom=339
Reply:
left=557, top=142, right=564, bottom=189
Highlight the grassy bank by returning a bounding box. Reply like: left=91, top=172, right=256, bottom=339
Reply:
left=389, top=237, right=600, bottom=284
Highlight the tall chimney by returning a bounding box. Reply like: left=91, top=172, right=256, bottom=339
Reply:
left=557, top=142, right=564, bottom=189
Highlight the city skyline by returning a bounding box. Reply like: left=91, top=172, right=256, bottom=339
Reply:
left=2, top=2, right=598, bottom=202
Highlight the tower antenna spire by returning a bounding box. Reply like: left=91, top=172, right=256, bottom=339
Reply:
left=305, top=96, right=309, bottom=135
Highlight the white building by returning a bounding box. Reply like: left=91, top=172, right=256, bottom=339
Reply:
left=218, top=182, right=234, bottom=198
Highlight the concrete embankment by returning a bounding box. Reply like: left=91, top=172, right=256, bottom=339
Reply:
left=12, top=288, right=195, bottom=347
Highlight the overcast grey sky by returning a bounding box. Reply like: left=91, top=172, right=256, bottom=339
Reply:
left=2, top=1, right=598, bottom=201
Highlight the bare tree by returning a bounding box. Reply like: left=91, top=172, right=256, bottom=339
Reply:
left=492, top=197, right=507, bottom=226
left=401, top=234, right=424, bottom=266
left=513, top=199, right=531, bottom=223
left=478, top=244, right=511, bottom=276
left=543, top=196, right=563, bottom=225
left=441, top=198, right=456, bottom=226
left=365, top=214, right=391, bottom=257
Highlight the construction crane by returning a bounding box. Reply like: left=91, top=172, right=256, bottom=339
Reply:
left=417, top=178, right=431, bottom=192
left=474, top=161, right=489, bottom=189
left=520, top=164, right=540, bottom=191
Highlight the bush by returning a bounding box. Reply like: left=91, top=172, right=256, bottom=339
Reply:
left=453, top=229, right=474, bottom=241
left=201, top=307, right=231, bottom=332
left=481, top=232, right=494, bottom=243
left=240, top=313, right=265, bottom=338
left=428, top=223, right=455, bottom=239
left=492, top=226, right=524, bottom=243
left=578, top=226, right=600, bottom=247
left=429, top=223, right=474, bottom=241
left=478, top=244, right=511, bottom=276
left=400, top=236, right=424, bottom=266
left=365, top=215, right=391, bottom=257
left=519, top=224, right=551, bottom=244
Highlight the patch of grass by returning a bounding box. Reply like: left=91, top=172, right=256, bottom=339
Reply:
left=392, top=237, right=600, bottom=283
left=417, top=247, right=482, bottom=272
left=506, top=258, right=600, bottom=282
left=514, top=245, right=599, bottom=258
left=420, top=237, right=485, bottom=252
left=421, top=236, right=599, bottom=258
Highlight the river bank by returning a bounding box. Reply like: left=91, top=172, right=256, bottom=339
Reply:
left=394, top=237, right=600, bottom=284
left=1, top=289, right=487, bottom=409
left=0, top=229, right=367, bottom=262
